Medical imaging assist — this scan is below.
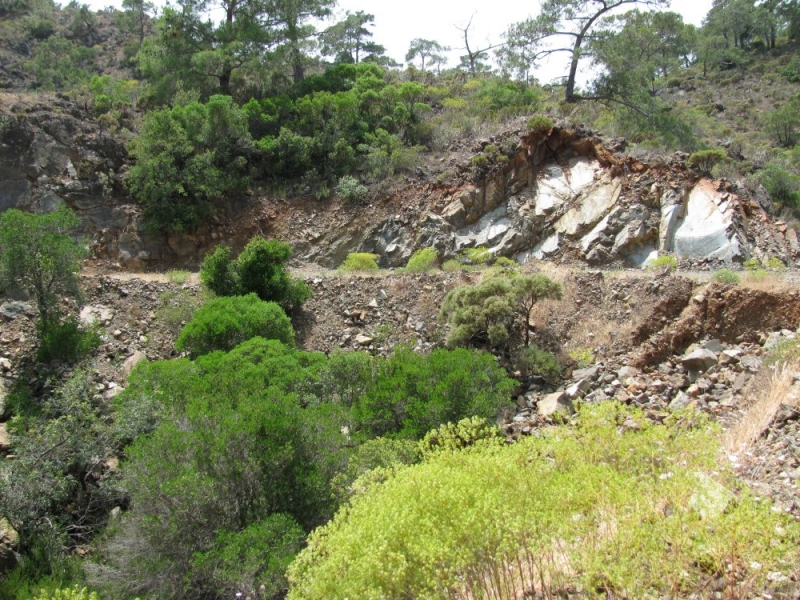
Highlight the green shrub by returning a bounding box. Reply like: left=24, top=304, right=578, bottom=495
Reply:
left=746, top=267, right=769, bottom=281
left=176, top=294, right=295, bottom=356
left=687, top=148, right=727, bottom=174
left=459, top=246, right=491, bottom=266
left=335, top=175, right=368, bottom=202
left=711, top=268, right=740, bottom=285
left=330, top=437, right=420, bottom=502
left=33, top=587, right=99, bottom=600
left=516, top=343, right=561, bottom=380
left=441, top=259, right=462, bottom=272
left=352, top=347, right=515, bottom=439
left=763, top=101, right=800, bottom=147
left=418, top=417, right=502, bottom=459
left=526, top=115, right=554, bottom=133
left=339, top=253, right=380, bottom=272
left=287, top=404, right=800, bottom=600
left=154, top=289, right=205, bottom=336
left=568, top=347, right=595, bottom=368
left=200, top=238, right=311, bottom=313
left=743, top=257, right=761, bottom=271
left=403, top=248, right=438, bottom=272
left=758, top=163, right=800, bottom=210
left=166, top=269, right=190, bottom=284
left=36, top=318, right=100, bottom=364
left=766, top=256, right=786, bottom=269
left=645, top=255, right=678, bottom=271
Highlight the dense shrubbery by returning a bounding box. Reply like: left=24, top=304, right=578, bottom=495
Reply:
left=338, top=252, right=380, bottom=272
left=287, top=403, right=800, bottom=599
left=126, top=95, right=252, bottom=232
left=200, top=237, right=311, bottom=313
left=176, top=294, right=295, bottom=356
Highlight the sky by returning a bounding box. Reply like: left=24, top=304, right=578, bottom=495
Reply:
left=84, top=0, right=714, bottom=84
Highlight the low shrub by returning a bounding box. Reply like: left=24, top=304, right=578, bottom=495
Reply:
left=36, top=318, right=101, bottom=364
left=711, top=268, right=740, bottom=285
left=339, top=253, right=379, bottom=272
left=34, top=587, right=99, bottom=600
left=287, top=403, right=800, bottom=600
left=568, top=347, right=594, bottom=368
left=176, top=294, right=295, bottom=356
left=166, top=269, right=190, bottom=284
left=459, top=246, right=492, bottom=266
left=335, top=176, right=368, bottom=203
left=515, top=344, right=561, bottom=380
left=687, top=148, right=727, bottom=174
left=441, top=259, right=462, bottom=272
left=418, top=417, right=502, bottom=459
left=743, top=258, right=761, bottom=271
left=645, top=255, right=678, bottom=271
left=766, top=256, right=786, bottom=270
left=403, top=248, right=438, bottom=272
left=526, top=115, right=554, bottom=133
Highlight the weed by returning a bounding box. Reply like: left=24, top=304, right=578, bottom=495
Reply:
left=568, top=347, right=595, bottom=368
left=711, top=268, right=740, bottom=285
left=167, top=269, right=190, bottom=284
left=645, top=255, right=678, bottom=271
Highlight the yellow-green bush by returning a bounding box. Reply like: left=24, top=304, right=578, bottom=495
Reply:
left=287, top=404, right=799, bottom=599
left=338, top=253, right=380, bottom=272
left=402, top=247, right=438, bottom=272
left=645, top=255, right=678, bottom=271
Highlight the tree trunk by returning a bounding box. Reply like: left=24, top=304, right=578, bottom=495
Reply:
left=219, top=69, right=232, bottom=95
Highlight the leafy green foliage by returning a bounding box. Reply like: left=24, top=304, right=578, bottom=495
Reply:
left=758, top=162, right=800, bottom=212
left=90, top=75, right=139, bottom=114
left=743, top=257, right=761, bottom=270
left=568, top=347, right=595, bottom=368
left=176, top=294, right=295, bottom=357
left=32, top=586, right=99, bottom=600
left=516, top=343, right=561, bottom=380
left=24, top=37, right=94, bottom=90
left=687, top=148, right=727, bottom=173
left=330, top=437, right=420, bottom=502
left=125, top=95, right=252, bottom=233
left=439, top=273, right=563, bottom=350
left=352, top=347, right=515, bottom=439
left=712, top=268, right=741, bottom=284
left=645, top=255, right=678, bottom=271
left=0, top=373, right=122, bottom=580
left=0, top=207, right=87, bottom=328
left=339, top=253, right=379, bottom=272
left=763, top=100, right=800, bottom=148
left=287, top=404, right=800, bottom=599
left=335, top=175, right=367, bottom=202
left=526, top=115, right=554, bottom=133
left=36, top=317, right=101, bottom=364
left=402, top=247, right=439, bottom=272
left=200, top=238, right=311, bottom=313
left=418, top=417, right=502, bottom=459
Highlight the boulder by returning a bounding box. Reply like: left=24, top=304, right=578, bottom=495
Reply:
left=681, top=348, right=718, bottom=373
left=537, top=391, right=574, bottom=416
left=122, top=350, right=148, bottom=378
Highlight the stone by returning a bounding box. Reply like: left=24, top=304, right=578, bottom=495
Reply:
left=122, top=350, right=148, bottom=378
left=617, top=366, right=641, bottom=380
left=537, top=391, right=574, bottom=416
left=572, top=366, right=599, bottom=381
left=681, top=348, right=718, bottom=373
left=355, top=334, right=373, bottom=346
left=703, top=339, right=724, bottom=353
left=0, top=423, right=9, bottom=451
left=0, top=301, right=34, bottom=321
left=689, top=473, right=734, bottom=520
left=566, top=378, right=591, bottom=398
left=669, top=390, right=692, bottom=410
left=763, top=331, right=784, bottom=351
left=740, top=355, right=762, bottom=372
left=80, top=305, right=115, bottom=326
left=671, top=180, right=741, bottom=261
left=368, top=298, right=379, bottom=308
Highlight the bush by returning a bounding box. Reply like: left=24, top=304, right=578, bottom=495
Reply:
left=515, top=344, right=561, bottom=380
left=33, top=587, right=99, bottom=600
left=459, top=246, right=492, bottom=266
left=126, top=95, right=252, bottom=233
left=766, top=256, right=786, bottom=269
left=526, top=115, right=554, bottom=133
left=441, top=259, right=462, bottom=272
left=36, top=318, right=101, bottom=364
left=758, top=163, right=800, bottom=210
left=711, top=268, right=740, bottom=285
left=687, top=148, right=727, bottom=174
left=418, top=417, right=502, bottom=459
left=403, top=247, right=438, bottom=272
left=743, top=258, right=761, bottom=271
left=166, top=269, right=190, bottom=284
left=568, top=347, right=594, bottom=368
left=763, top=101, right=800, bottom=148
left=287, top=404, right=800, bottom=599
left=335, top=175, right=368, bottom=202
left=339, top=253, right=380, bottom=272
left=176, top=294, right=295, bottom=356
left=645, top=255, right=678, bottom=271
left=200, top=238, right=311, bottom=313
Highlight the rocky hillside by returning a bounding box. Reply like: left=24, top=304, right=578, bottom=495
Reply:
left=1, top=94, right=797, bottom=272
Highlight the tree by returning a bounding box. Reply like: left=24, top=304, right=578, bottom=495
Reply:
left=0, top=207, right=87, bottom=329
left=456, top=14, right=499, bottom=77
left=502, top=0, right=667, bottom=103
left=200, top=237, right=312, bottom=313
left=119, top=0, right=154, bottom=47
left=321, top=11, right=386, bottom=64
left=439, top=273, right=562, bottom=350
left=405, top=38, right=448, bottom=71
left=125, top=95, right=252, bottom=232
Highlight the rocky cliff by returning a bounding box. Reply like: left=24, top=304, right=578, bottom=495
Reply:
left=1, top=95, right=796, bottom=270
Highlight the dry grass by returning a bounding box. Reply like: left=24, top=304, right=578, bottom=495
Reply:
left=738, top=272, right=796, bottom=293
left=723, top=360, right=800, bottom=456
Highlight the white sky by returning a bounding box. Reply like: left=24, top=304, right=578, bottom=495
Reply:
left=85, top=0, right=713, bottom=84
